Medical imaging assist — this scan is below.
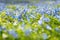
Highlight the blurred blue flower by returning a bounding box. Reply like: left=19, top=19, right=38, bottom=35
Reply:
left=12, top=15, right=15, bottom=18
left=16, top=5, right=20, bottom=10
left=0, top=3, right=5, bottom=11
left=52, top=9, right=56, bottom=15
left=40, top=9, right=45, bottom=14
left=55, top=15, right=60, bottom=19
left=8, top=30, right=18, bottom=38
left=18, top=14, right=22, bottom=21
left=25, top=29, right=32, bottom=35
left=43, top=18, right=50, bottom=22
left=38, top=15, right=44, bottom=25
left=21, top=22, right=25, bottom=27
left=58, top=8, right=60, bottom=11
left=46, top=10, right=51, bottom=14
left=0, top=26, right=6, bottom=31
left=53, top=8, right=59, bottom=15
left=55, top=8, right=59, bottom=12
left=25, top=30, right=30, bottom=35
left=18, top=22, right=25, bottom=30
left=30, top=15, right=35, bottom=18
left=46, top=25, right=52, bottom=30
left=0, top=27, right=2, bottom=31
left=26, top=15, right=30, bottom=22
left=42, top=33, right=48, bottom=39
left=55, top=27, right=60, bottom=32
left=6, top=12, right=9, bottom=16
left=5, top=9, right=14, bottom=16
left=38, top=20, right=43, bottom=25
left=36, top=8, right=40, bottom=13
left=23, top=8, right=28, bottom=14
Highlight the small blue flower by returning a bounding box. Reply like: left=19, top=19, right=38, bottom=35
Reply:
left=0, top=4, right=5, bottom=11
left=12, top=15, right=15, bottom=18
left=43, top=18, right=50, bottom=22
left=0, top=26, right=6, bottom=31
left=26, top=15, right=30, bottom=22
left=18, top=14, right=22, bottom=21
left=58, top=8, right=60, bottom=11
left=25, top=29, right=32, bottom=35
left=53, top=8, right=59, bottom=14
left=38, top=15, right=44, bottom=25
left=0, top=27, right=2, bottom=31
left=30, top=15, right=35, bottom=18
left=23, top=8, right=28, bottom=13
left=42, top=33, right=48, bottom=39
left=55, top=27, right=60, bottom=32
left=55, top=15, right=60, bottom=19
left=36, top=8, right=41, bottom=13
left=25, top=30, right=30, bottom=35
left=46, top=25, right=52, bottom=30
left=46, top=10, right=51, bottom=14
left=40, top=9, right=45, bottom=14
left=55, top=8, right=59, bottom=12
left=38, top=20, right=43, bottom=25
left=8, top=30, right=18, bottom=38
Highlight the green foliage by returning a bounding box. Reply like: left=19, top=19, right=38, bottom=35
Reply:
left=6, top=5, right=16, bottom=10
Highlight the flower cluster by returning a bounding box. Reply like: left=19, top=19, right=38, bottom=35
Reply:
left=0, top=3, right=60, bottom=40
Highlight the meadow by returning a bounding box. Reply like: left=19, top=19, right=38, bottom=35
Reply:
left=0, top=1, right=60, bottom=40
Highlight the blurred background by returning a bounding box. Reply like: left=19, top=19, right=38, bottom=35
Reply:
left=0, top=0, right=60, bottom=40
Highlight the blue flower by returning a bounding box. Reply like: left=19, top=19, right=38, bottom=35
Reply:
left=0, top=27, right=2, bottom=31
left=8, top=30, right=18, bottom=38
left=42, top=33, right=48, bottom=39
left=53, top=8, right=59, bottom=15
left=25, top=30, right=30, bottom=35
left=38, top=15, right=44, bottom=25
left=25, top=29, right=32, bottom=35
left=55, top=8, right=59, bottom=12
left=0, top=26, right=6, bottom=31
left=46, top=25, right=52, bottom=30
left=12, top=15, right=15, bottom=18
left=0, top=3, right=5, bottom=11
left=18, top=15, right=22, bottom=21
left=36, top=8, right=40, bottom=13
left=40, top=9, right=45, bottom=14
left=43, top=18, right=50, bottom=22
left=55, top=27, right=60, bottom=32
left=26, top=15, right=30, bottom=22
left=6, top=12, right=9, bottom=16
left=38, top=20, right=43, bottom=25
left=30, top=15, right=35, bottom=18
left=52, top=9, right=57, bottom=15
left=58, top=8, right=60, bottom=11
left=55, top=15, right=60, bottom=19
left=46, top=10, right=51, bottom=14
left=23, top=8, right=28, bottom=14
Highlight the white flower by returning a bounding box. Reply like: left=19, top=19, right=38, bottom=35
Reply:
left=2, top=33, right=8, bottom=39
left=13, top=21, right=18, bottom=25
